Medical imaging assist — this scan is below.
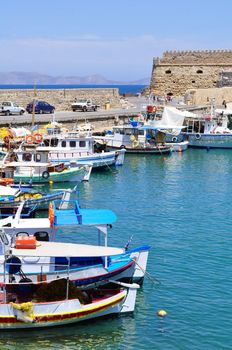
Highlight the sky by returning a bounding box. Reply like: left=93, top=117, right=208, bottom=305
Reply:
left=1, top=0, right=232, bottom=81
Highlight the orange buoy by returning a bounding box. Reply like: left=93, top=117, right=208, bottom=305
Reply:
left=157, top=309, right=167, bottom=317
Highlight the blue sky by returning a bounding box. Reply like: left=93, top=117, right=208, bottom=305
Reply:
left=1, top=0, right=232, bottom=81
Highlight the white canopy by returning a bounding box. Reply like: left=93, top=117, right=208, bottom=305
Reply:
left=11, top=127, right=31, bottom=137
left=10, top=241, right=124, bottom=257
left=215, top=108, right=232, bottom=116
left=0, top=185, right=19, bottom=197
left=152, top=106, right=197, bottom=128
left=145, top=106, right=197, bottom=135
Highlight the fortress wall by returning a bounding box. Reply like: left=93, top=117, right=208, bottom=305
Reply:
left=150, top=50, right=232, bottom=97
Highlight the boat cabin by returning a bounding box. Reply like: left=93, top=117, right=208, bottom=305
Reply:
left=38, top=132, right=95, bottom=161
left=105, top=125, right=160, bottom=148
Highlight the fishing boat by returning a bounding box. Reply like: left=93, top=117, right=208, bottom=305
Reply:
left=143, top=105, right=192, bottom=151
left=181, top=107, right=232, bottom=148
left=0, top=200, right=150, bottom=286
left=1, top=146, right=92, bottom=183
left=0, top=185, right=65, bottom=211
left=95, top=124, right=171, bottom=154
left=0, top=229, right=139, bottom=330
left=36, top=126, right=126, bottom=168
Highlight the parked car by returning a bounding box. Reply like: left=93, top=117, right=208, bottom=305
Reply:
left=26, top=100, right=55, bottom=114
left=71, top=99, right=98, bottom=112
left=0, top=101, right=25, bottom=116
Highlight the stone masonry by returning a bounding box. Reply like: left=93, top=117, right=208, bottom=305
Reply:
left=150, top=50, right=232, bottom=97
left=0, top=88, right=121, bottom=111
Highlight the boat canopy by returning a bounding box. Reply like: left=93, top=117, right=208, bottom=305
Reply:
left=143, top=106, right=197, bottom=134
left=215, top=108, right=232, bottom=115
left=10, top=241, right=124, bottom=257
left=0, top=185, right=19, bottom=197
left=53, top=200, right=117, bottom=226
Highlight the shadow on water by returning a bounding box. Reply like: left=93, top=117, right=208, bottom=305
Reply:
left=0, top=314, right=134, bottom=350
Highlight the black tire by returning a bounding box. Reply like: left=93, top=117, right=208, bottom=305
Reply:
left=20, top=110, right=24, bottom=115
left=16, top=232, right=29, bottom=237
left=82, top=107, right=87, bottom=112
left=5, top=111, right=10, bottom=116
left=42, top=171, right=50, bottom=179
left=50, top=109, right=54, bottom=114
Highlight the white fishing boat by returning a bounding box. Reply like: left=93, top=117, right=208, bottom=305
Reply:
left=1, top=146, right=92, bottom=183
left=95, top=124, right=171, bottom=154
left=36, top=129, right=126, bottom=168
left=182, top=107, right=232, bottom=148
left=143, top=105, right=192, bottom=151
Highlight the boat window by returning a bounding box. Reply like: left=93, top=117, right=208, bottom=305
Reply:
left=197, top=69, right=203, bottom=74
left=165, top=69, right=171, bottom=74
left=138, top=130, right=144, bottom=135
left=22, top=153, right=32, bottom=161
left=61, top=141, right=66, bottom=148
left=51, top=138, right=58, bottom=147
left=79, top=141, right=86, bottom=147
left=70, top=141, right=76, bottom=148
left=34, top=154, right=41, bottom=162
left=119, top=129, right=125, bottom=135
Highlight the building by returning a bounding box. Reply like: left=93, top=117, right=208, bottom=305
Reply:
left=150, top=50, right=232, bottom=98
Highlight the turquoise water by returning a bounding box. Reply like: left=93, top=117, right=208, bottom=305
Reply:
left=1, top=149, right=232, bottom=349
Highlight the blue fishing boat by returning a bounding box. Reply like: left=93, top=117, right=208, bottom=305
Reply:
left=0, top=200, right=150, bottom=287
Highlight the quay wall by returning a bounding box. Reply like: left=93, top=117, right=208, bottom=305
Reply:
left=0, top=88, right=121, bottom=111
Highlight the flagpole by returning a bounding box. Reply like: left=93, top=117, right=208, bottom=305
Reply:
left=32, top=82, right=36, bottom=128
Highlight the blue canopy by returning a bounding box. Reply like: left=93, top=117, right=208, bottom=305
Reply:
left=53, top=200, right=117, bottom=226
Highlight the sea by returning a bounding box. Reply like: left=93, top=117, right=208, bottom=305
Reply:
left=0, top=149, right=231, bottom=349
left=0, top=84, right=146, bottom=96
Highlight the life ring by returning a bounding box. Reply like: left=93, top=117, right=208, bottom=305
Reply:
left=42, top=171, right=50, bottom=179
left=34, top=133, right=43, bottom=143
left=26, top=135, right=35, bottom=144
left=195, top=133, right=201, bottom=140
left=48, top=202, right=54, bottom=227
left=3, top=136, right=10, bottom=144
left=172, top=137, right=178, bottom=143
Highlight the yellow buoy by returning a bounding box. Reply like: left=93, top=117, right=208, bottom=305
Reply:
left=157, top=309, right=167, bottom=317
left=49, top=180, right=54, bottom=185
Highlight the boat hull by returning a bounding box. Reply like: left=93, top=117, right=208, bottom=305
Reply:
left=50, top=150, right=126, bottom=168
left=13, top=166, right=89, bottom=184
left=186, top=133, right=232, bottom=149
left=0, top=287, right=137, bottom=329
left=106, top=145, right=171, bottom=154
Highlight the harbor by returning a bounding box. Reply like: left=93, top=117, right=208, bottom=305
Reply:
left=2, top=0, right=232, bottom=347
left=0, top=149, right=231, bottom=348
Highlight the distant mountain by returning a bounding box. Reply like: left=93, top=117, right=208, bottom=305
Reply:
left=0, top=71, right=150, bottom=85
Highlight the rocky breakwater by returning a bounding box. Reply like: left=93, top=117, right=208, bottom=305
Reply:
left=0, top=88, right=121, bottom=111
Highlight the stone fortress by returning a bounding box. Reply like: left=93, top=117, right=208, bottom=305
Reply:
left=150, top=50, right=232, bottom=104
